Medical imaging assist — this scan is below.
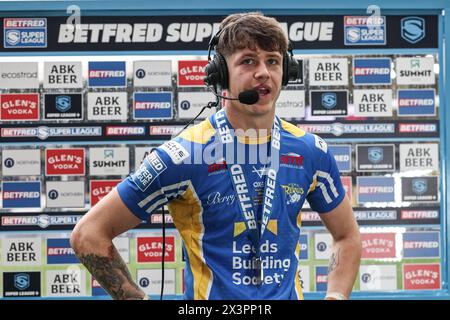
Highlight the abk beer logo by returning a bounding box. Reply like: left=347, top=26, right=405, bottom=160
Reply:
left=1, top=237, right=42, bottom=266
left=137, top=236, right=176, bottom=263
left=89, top=147, right=129, bottom=176
left=88, top=61, right=126, bottom=87
left=47, top=238, right=79, bottom=264
left=45, top=269, right=86, bottom=297
left=133, top=60, right=172, bottom=87
left=344, top=16, right=386, bottom=45
left=90, top=180, right=121, bottom=206
left=3, top=272, right=41, bottom=297
left=397, top=89, right=435, bottom=116
left=1, top=181, right=41, bottom=208
left=401, top=176, right=438, bottom=202
left=361, top=233, right=396, bottom=259
left=353, top=89, right=392, bottom=117
left=43, top=62, right=82, bottom=88
left=275, top=90, right=305, bottom=119
left=134, top=146, right=158, bottom=169
left=310, top=90, right=348, bottom=116
left=3, top=18, right=47, bottom=48
left=137, top=269, right=176, bottom=295
left=401, top=17, right=426, bottom=44
left=357, top=176, right=395, bottom=203
left=403, top=232, right=440, bottom=258
left=178, top=91, right=216, bottom=119
left=356, top=144, right=395, bottom=172
left=359, top=265, right=397, bottom=291
left=46, top=181, right=85, bottom=208
left=297, top=265, right=310, bottom=292
left=133, top=92, right=173, bottom=119
left=396, top=57, right=435, bottom=85
left=87, top=92, right=128, bottom=120
left=2, top=149, right=40, bottom=176
left=177, top=60, right=208, bottom=86
left=399, top=143, right=439, bottom=172
left=403, top=264, right=440, bottom=290
left=45, top=148, right=85, bottom=176
left=0, top=93, right=39, bottom=120
left=309, top=58, right=348, bottom=86
left=44, top=93, right=83, bottom=120
left=0, top=62, right=39, bottom=89
left=329, top=145, right=351, bottom=172
left=353, top=58, right=391, bottom=85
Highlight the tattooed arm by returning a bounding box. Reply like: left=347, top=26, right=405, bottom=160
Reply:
left=319, top=196, right=361, bottom=299
left=71, top=189, right=146, bottom=300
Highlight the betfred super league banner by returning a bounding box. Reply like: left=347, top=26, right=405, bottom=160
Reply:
left=0, top=15, right=438, bottom=52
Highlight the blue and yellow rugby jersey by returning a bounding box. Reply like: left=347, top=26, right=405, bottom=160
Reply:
left=117, top=111, right=346, bottom=300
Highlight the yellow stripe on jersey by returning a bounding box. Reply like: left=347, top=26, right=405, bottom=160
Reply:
left=294, top=249, right=305, bottom=300
left=267, top=219, right=278, bottom=236
left=281, top=119, right=306, bottom=138
left=179, top=118, right=216, bottom=144
left=168, top=185, right=212, bottom=300
left=234, top=222, right=246, bottom=237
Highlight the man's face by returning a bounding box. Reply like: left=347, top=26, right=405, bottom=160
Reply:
left=226, top=45, right=283, bottom=116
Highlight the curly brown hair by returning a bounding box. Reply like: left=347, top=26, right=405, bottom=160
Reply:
left=216, top=12, right=288, bottom=58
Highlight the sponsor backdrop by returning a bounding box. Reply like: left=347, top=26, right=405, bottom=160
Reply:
left=0, top=4, right=445, bottom=300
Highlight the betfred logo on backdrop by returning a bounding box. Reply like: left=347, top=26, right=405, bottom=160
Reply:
left=0, top=93, right=39, bottom=120
left=177, top=60, right=208, bottom=86
left=88, top=61, right=126, bottom=87
left=403, top=264, right=440, bottom=290
left=47, top=238, right=79, bottom=264
left=1, top=181, right=41, bottom=208
left=45, top=148, right=85, bottom=176
left=90, top=180, right=121, bottom=206
left=137, top=236, right=175, bottom=263
left=4, top=18, right=47, bottom=48
left=361, top=233, right=396, bottom=259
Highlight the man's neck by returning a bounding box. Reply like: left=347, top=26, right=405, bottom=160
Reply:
left=224, top=106, right=275, bottom=137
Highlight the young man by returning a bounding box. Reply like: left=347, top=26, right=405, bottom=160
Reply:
left=71, top=12, right=361, bottom=300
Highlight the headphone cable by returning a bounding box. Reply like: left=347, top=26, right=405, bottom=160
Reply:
left=160, top=205, right=166, bottom=300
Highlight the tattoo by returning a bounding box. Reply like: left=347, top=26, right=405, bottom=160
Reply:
left=77, top=245, right=143, bottom=300
left=328, top=248, right=340, bottom=273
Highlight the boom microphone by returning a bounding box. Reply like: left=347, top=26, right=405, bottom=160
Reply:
left=212, top=89, right=259, bottom=105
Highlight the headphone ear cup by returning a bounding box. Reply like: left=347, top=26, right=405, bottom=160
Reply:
left=282, top=52, right=290, bottom=86
left=217, top=53, right=229, bottom=90
left=282, top=53, right=300, bottom=86
left=204, top=53, right=229, bottom=90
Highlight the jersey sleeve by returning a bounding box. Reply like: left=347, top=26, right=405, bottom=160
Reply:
left=116, top=139, right=191, bottom=221
left=306, top=134, right=346, bottom=214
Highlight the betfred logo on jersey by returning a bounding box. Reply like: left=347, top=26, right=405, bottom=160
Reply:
left=90, top=180, right=121, bottom=207
left=137, top=236, right=175, bottom=263
left=0, top=93, right=39, bottom=120
left=177, top=60, right=208, bottom=86
left=361, top=233, right=396, bottom=259
left=88, top=61, right=126, bottom=87
left=47, top=238, right=79, bottom=264
left=403, top=264, right=440, bottom=290
left=45, top=148, right=85, bottom=176
left=1, top=181, right=41, bottom=208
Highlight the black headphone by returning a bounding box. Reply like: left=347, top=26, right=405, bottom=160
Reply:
left=204, top=28, right=300, bottom=90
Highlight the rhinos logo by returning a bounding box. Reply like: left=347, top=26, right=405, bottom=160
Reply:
left=368, top=147, right=383, bottom=164
left=281, top=183, right=304, bottom=205
left=412, top=178, right=427, bottom=195
left=401, top=17, right=425, bottom=44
